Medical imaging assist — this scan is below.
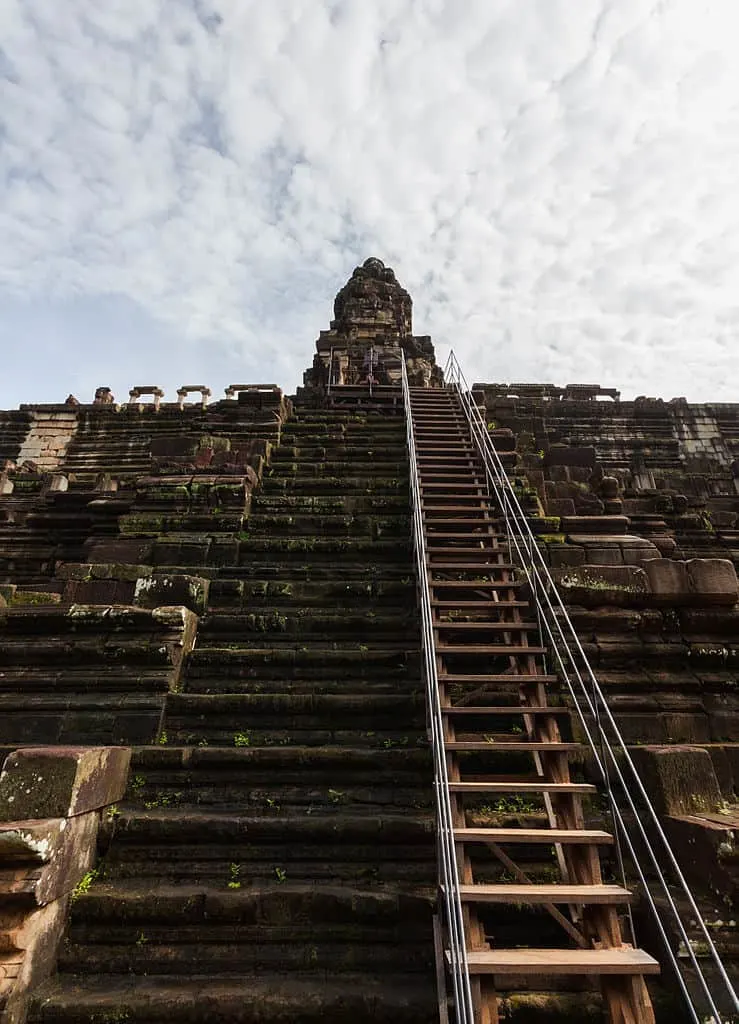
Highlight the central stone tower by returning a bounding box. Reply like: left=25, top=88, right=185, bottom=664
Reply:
left=303, top=257, right=442, bottom=389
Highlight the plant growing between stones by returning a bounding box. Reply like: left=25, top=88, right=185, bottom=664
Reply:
left=228, top=863, right=242, bottom=889
left=274, top=866, right=287, bottom=883
left=72, top=868, right=99, bottom=901
left=233, top=730, right=251, bottom=747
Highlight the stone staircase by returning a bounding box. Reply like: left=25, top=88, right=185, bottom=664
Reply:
left=29, top=401, right=438, bottom=1024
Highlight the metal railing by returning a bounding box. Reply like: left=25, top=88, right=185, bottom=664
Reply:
left=401, top=355, right=475, bottom=1024
left=444, top=350, right=739, bottom=1024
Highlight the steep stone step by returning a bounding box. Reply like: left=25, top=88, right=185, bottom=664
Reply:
left=272, top=444, right=406, bottom=459
left=261, top=477, right=408, bottom=496
left=207, top=578, right=414, bottom=610
left=236, top=537, right=408, bottom=564
left=120, top=512, right=246, bottom=534
left=245, top=512, right=408, bottom=537
left=165, top=690, right=425, bottom=746
left=31, top=974, right=438, bottom=1024
left=125, top=746, right=432, bottom=812
left=186, top=645, right=420, bottom=682
left=101, top=809, right=435, bottom=886
left=268, top=459, right=406, bottom=476
left=196, top=610, right=416, bottom=643
left=253, top=494, right=408, bottom=515
left=59, top=884, right=434, bottom=976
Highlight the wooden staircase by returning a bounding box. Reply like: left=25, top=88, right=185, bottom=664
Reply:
left=407, top=387, right=660, bottom=1024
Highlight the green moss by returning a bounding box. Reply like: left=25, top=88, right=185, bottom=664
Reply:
left=199, top=434, right=230, bottom=452
left=11, top=591, right=60, bottom=606
left=530, top=516, right=561, bottom=532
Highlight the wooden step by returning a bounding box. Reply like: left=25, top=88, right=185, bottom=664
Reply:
left=434, top=621, right=539, bottom=631
left=439, top=673, right=557, bottom=684
left=429, top=582, right=524, bottom=591
left=419, top=485, right=489, bottom=493
left=432, top=601, right=529, bottom=609
left=456, top=883, right=633, bottom=905
left=421, top=476, right=485, bottom=483
left=442, top=705, right=567, bottom=715
left=422, top=504, right=490, bottom=512
left=425, top=524, right=503, bottom=532
left=426, top=532, right=508, bottom=540
left=445, top=741, right=579, bottom=752
left=428, top=562, right=517, bottom=571
left=454, top=827, right=613, bottom=844
left=427, top=547, right=510, bottom=557
left=417, top=458, right=481, bottom=466
left=420, top=483, right=487, bottom=491
left=413, top=423, right=468, bottom=430
left=415, top=428, right=470, bottom=434
left=460, top=947, right=660, bottom=976
left=413, top=436, right=472, bottom=444
left=449, top=781, right=596, bottom=794
left=416, top=455, right=476, bottom=462
left=437, top=645, right=546, bottom=655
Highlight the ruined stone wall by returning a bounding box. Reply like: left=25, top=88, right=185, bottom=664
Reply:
left=0, top=385, right=291, bottom=753
left=478, top=381, right=739, bottom=976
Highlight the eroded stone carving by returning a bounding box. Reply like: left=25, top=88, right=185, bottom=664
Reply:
left=128, top=386, right=165, bottom=410
left=303, top=257, right=442, bottom=390
left=177, top=385, right=212, bottom=409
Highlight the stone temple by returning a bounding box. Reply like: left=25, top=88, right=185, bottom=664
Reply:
left=0, top=258, right=736, bottom=1024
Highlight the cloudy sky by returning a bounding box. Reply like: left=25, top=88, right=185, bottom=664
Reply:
left=2, top=0, right=739, bottom=407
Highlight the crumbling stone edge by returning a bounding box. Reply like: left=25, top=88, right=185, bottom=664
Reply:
left=0, top=746, right=131, bottom=1024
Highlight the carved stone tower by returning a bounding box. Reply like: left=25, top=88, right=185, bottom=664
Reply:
left=303, top=257, right=442, bottom=389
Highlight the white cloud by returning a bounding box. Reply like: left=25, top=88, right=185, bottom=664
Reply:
left=1, top=0, right=739, bottom=405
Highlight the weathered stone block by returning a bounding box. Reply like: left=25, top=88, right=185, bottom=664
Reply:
left=561, top=515, right=629, bottom=535
left=546, top=446, right=596, bottom=468
left=686, top=558, right=738, bottom=606
left=0, top=813, right=98, bottom=904
left=584, top=547, right=624, bottom=565
left=133, top=573, right=209, bottom=615
left=0, top=747, right=130, bottom=821
left=548, top=545, right=586, bottom=568
left=642, top=559, right=691, bottom=605
left=554, top=565, right=649, bottom=607
left=662, top=813, right=737, bottom=908
left=85, top=539, right=154, bottom=564
left=63, top=579, right=132, bottom=604
left=630, top=745, right=722, bottom=816
left=150, top=437, right=199, bottom=457
left=546, top=497, right=576, bottom=517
